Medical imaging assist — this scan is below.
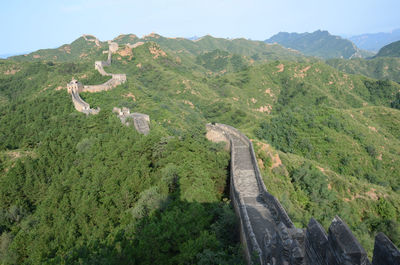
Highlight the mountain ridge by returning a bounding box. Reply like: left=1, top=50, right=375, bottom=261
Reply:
left=349, top=29, right=400, bottom=52
left=265, top=30, right=374, bottom=59
left=1, top=32, right=400, bottom=263
left=10, top=33, right=304, bottom=63
left=375, top=40, right=400, bottom=58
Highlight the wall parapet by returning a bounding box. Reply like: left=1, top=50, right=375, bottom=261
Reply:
left=206, top=123, right=263, bottom=264
left=67, top=42, right=126, bottom=114
left=67, top=79, right=100, bottom=115
left=209, top=123, right=294, bottom=228
left=113, top=107, right=150, bottom=135
left=206, top=123, right=400, bottom=265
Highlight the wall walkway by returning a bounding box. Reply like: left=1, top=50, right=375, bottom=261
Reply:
left=206, top=123, right=400, bottom=265
left=113, top=107, right=150, bottom=135
left=68, top=42, right=126, bottom=114
left=68, top=42, right=150, bottom=134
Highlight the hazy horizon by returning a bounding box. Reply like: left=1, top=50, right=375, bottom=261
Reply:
left=1, top=0, right=400, bottom=55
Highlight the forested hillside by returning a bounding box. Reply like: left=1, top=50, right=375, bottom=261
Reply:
left=12, top=33, right=303, bottom=64
left=375, top=40, right=400, bottom=58
left=327, top=57, right=400, bottom=83
left=1, top=34, right=400, bottom=263
left=0, top=57, right=245, bottom=264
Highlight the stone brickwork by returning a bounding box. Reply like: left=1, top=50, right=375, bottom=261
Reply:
left=82, top=74, right=127, bottom=93
left=372, top=232, right=400, bottom=265
left=87, top=41, right=126, bottom=91
left=67, top=42, right=126, bottom=114
left=67, top=79, right=99, bottom=114
left=113, top=107, right=150, bottom=135
left=206, top=123, right=400, bottom=265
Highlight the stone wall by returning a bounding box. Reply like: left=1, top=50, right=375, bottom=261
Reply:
left=113, top=107, right=150, bottom=135
left=82, top=74, right=127, bottom=93
left=206, top=123, right=400, bottom=265
left=71, top=89, right=89, bottom=111
left=94, top=60, right=111, bottom=76
left=206, top=123, right=263, bottom=264
left=67, top=79, right=99, bottom=114
left=67, top=42, right=126, bottom=114
left=372, top=232, right=400, bottom=264
left=89, top=42, right=126, bottom=92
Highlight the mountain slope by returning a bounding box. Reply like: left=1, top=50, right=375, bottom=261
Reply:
left=265, top=30, right=373, bottom=59
left=1, top=36, right=400, bottom=262
left=114, top=33, right=304, bottom=61
left=375, top=40, right=400, bottom=58
left=10, top=33, right=304, bottom=65
left=349, top=29, right=400, bottom=52
left=10, top=35, right=107, bottom=62
left=326, top=57, right=400, bottom=83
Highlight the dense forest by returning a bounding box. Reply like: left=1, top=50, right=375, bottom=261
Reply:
left=0, top=87, right=243, bottom=264
left=1, top=34, right=400, bottom=263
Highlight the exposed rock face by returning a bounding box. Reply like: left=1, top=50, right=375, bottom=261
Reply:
left=206, top=123, right=400, bottom=265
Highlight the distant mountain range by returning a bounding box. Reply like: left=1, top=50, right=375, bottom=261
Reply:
left=265, top=30, right=373, bottom=59
left=1, top=31, right=400, bottom=262
left=11, top=33, right=304, bottom=63
left=349, top=29, right=400, bottom=52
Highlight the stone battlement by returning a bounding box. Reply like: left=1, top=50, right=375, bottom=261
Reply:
left=67, top=42, right=126, bottom=114
left=113, top=107, right=150, bottom=135
left=67, top=79, right=99, bottom=114
left=82, top=74, right=127, bottom=93
left=206, top=123, right=400, bottom=265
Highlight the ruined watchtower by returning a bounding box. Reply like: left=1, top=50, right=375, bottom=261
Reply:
left=67, top=79, right=83, bottom=94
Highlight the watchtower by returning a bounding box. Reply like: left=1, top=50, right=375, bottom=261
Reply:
left=95, top=61, right=103, bottom=71
left=67, top=79, right=83, bottom=94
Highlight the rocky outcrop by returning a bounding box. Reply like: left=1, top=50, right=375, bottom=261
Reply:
left=206, top=123, right=400, bottom=265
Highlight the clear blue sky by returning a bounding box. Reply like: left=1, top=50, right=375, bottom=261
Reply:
left=1, top=0, right=399, bottom=55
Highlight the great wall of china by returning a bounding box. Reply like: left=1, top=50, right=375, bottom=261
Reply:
left=206, top=123, right=400, bottom=265
left=64, top=36, right=399, bottom=264
left=67, top=40, right=127, bottom=114
left=113, top=107, right=150, bottom=135
left=67, top=39, right=149, bottom=134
